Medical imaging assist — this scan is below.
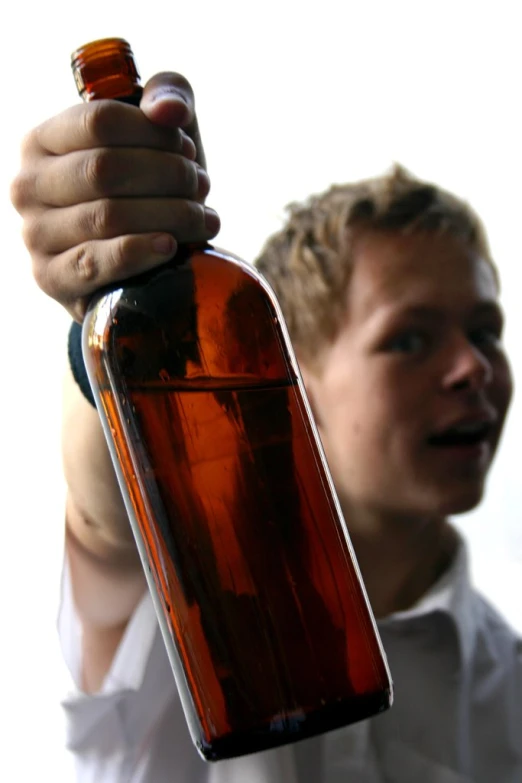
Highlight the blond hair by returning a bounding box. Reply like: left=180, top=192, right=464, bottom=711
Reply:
left=255, top=165, right=494, bottom=363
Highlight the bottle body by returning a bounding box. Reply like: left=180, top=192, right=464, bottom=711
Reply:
left=83, top=245, right=392, bottom=759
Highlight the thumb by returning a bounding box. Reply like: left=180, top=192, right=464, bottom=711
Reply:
left=140, top=72, right=207, bottom=169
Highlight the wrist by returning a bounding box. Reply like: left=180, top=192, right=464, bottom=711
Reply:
left=68, top=321, right=96, bottom=407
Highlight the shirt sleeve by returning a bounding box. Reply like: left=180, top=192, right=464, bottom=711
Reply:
left=56, top=560, right=303, bottom=783
left=57, top=557, right=176, bottom=756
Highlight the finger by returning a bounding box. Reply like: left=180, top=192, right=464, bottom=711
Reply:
left=140, top=73, right=206, bottom=169
left=35, top=233, right=177, bottom=322
left=40, top=213, right=221, bottom=320
left=30, top=203, right=220, bottom=304
left=32, top=100, right=196, bottom=157
left=35, top=148, right=210, bottom=207
left=26, top=196, right=219, bottom=255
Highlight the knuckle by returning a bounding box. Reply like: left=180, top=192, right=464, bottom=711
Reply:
left=82, top=148, right=116, bottom=195
left=71, top=237, right=133, bottom=291
left=21, top=214, right=45, bottom=253
left=10, top=170, right=34, bottom=213
left=11, top=127, right=50, bottom=212
left=81, top=100, right=114, bottom=145
left=85, top=198, right=119, bottom=239
left=73, top=243, right=100, bottom=284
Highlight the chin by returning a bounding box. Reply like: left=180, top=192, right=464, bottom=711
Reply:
left=436, top=485, right=485, bottom=516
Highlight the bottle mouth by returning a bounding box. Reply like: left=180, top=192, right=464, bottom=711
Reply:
left=71, top=38, right=141, bottom=102
left=70, top=37, right=133, bottom=69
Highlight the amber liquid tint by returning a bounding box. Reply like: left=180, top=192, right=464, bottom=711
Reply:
left=84, top=247, right=392, bottom=759
left=71, top=38, right=142, bottom=101
left=75, top=35, right=391, bottom=762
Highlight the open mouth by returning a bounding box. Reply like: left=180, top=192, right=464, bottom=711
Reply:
left=427, top=421, right=492, bottom=449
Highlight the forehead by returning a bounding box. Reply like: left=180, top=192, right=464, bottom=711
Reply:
left=346, top=230, right=498, bottom=322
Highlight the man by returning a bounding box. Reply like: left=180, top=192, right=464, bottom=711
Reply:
left=11, top=72, right=522, bottom=782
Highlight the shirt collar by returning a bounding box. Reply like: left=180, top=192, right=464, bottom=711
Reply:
left=377, top=531, right=478, bottom=667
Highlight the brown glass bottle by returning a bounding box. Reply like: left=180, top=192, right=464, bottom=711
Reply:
left=72, top=38, right=393, bottom=761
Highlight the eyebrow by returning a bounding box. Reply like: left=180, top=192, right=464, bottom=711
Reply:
left=472, top=302, right=504, bottom=320
left=394, top=306, right=444, bottom=321
left=391, top=302, right=504, bottom=321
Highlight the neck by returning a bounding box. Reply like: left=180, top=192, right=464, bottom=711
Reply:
left=343, top=504, right=459, bottom=619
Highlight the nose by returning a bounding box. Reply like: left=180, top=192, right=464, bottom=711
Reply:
left=441, top=335, right=493, bottom=393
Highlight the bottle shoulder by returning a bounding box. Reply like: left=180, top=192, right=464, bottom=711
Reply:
left=82, top=244, right=297, bottom=387
left=85, top=244, right=275, bottom=320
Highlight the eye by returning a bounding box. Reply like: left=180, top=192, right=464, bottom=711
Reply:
left=469, top=325, right=503, bottom=349
left=386, top=331, right=428, bottom=355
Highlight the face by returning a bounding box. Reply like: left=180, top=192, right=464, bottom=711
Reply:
left=302, top=230, right=513, bottom=520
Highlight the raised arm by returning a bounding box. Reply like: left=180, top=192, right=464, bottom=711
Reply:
left=11, top=74, right=220, bottom=691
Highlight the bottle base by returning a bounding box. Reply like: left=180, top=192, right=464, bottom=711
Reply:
left=196, top=687, right=392, bottom=762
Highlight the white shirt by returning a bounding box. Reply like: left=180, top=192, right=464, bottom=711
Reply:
left=59, top=538, right=522, bottom=782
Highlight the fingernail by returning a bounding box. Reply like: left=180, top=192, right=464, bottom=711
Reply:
left=151, top=234, right=175, bottom=255
left=145, top=88, right=191, bottom=123
left=150, top=87, right=186, bottom=105
left=197, top=166, right=211, bottom=199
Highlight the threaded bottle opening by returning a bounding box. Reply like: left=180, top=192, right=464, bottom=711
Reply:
left=71, top=38, right=141, bottom=101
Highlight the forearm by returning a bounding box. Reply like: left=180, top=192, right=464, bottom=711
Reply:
left=62, top=364, right=147, bottom=691
left=62, top=364, right=138, bottom=560
left=65, top=514, right=147, bottom=692
left=12, top=74, right=214, bottom=695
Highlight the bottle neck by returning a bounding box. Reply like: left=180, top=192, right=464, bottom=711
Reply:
left=113, top=90, right=143, bottom=107
left=71, top=38, right=142, bottom=102
left=71, top=39, right=208, bottom=260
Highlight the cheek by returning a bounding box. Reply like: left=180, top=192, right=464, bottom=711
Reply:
left=310, top=365, right=417, bottom=467
left=493, top=355, right=514, bottom=418
left=312, top=392, right=361, bottom=467
left=318, top=388, right=391, bottom=465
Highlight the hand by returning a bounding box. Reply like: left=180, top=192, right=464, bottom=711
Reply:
left=10, top=73, right=220, bottom=321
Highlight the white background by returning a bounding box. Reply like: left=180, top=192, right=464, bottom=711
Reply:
left=1, top=1, right=521, bottom=779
